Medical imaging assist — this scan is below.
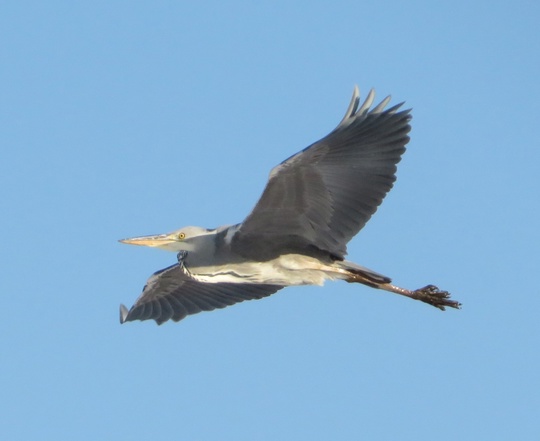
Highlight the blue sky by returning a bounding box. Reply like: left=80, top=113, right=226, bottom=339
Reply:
left=1, top=1, right=539, bottom=439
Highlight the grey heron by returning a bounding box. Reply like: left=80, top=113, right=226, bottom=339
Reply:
left=119, top=86, right=460, bottom=325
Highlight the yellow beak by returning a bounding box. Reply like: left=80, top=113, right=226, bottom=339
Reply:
left=118, top=233, right=176, bottom=248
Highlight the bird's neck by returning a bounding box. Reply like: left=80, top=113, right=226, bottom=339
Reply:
left=184, top=234, right=218, bottom=267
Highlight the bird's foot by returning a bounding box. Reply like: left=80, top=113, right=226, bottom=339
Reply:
left=411, top=285, right=461, bottom=311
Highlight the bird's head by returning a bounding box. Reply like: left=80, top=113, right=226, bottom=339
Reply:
left=119, top=226, right=214, bottom=252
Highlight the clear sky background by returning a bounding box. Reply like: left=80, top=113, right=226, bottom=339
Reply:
left=1, top=1, right=539, bottom=440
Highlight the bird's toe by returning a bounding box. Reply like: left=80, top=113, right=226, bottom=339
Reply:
left=412, top=285, right=461, bottom=311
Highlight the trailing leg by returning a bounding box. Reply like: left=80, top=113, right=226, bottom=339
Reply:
left=338, top=261, right=461, bottom=310
left=376, top=282, right=461, bottom=311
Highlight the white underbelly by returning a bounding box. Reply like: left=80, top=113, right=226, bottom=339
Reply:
left=187, top=254, right=346, bottom=286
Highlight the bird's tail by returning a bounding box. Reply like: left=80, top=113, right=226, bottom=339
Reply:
left=334, top=260, right=392, bottom=288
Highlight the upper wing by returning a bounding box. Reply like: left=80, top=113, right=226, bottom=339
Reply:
left=232, top=87, right=411, bottom=260
left=120, top=263, right=284, bottom=325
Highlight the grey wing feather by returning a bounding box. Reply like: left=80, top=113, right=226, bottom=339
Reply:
left=120, top=264, right=284, bottom=325
left=232, top=86, right=411, bottom=260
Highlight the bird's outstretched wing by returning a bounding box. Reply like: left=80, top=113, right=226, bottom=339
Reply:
left=232, top=87, right=411, bottom=260
left=120, top=263, right=284, bottom=325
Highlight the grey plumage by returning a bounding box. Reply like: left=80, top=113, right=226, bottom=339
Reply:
left=232, top=88, right=409, bottom=261
left=119, top=86, right=460, bottom=325
left=120, top=261, right=283, bottom=325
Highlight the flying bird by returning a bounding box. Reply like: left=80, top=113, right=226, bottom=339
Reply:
left=119, top=86, right=461, bottom=325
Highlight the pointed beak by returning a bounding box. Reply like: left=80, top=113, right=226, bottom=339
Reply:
left=118, top=233, right=176, bottom=248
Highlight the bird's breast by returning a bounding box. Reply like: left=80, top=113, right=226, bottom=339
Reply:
left=186, top=254, right=345, bottom=286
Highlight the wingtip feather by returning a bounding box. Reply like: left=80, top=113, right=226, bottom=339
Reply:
left=337, top=85, right=360, bottom=127
left=372, top=95, right=392, bottom=113
left=119, top=304, right=129, bottom=324
left=357, top=89, right=375, bottom=115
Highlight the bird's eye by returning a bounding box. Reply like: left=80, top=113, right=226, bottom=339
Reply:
left=177, top=232, right=186, bottom=240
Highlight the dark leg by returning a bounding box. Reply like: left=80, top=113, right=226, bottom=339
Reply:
left=378, top=283, right=461, bottom=311
left=342, top=266, right=461, bottom=311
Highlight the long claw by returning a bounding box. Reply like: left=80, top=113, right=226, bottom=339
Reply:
left=412, top=285, right=461, bottom=311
